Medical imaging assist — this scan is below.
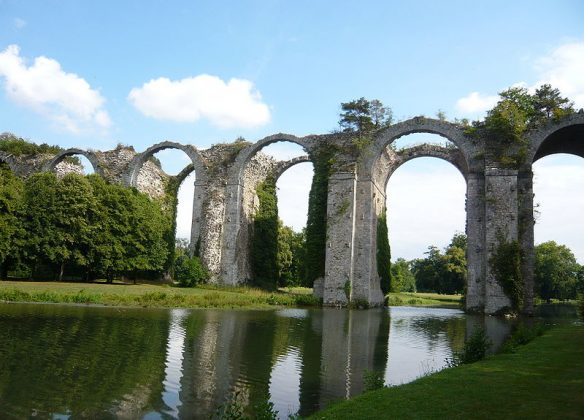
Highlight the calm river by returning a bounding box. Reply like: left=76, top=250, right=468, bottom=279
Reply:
left=0, top=303, right=574, bottom=418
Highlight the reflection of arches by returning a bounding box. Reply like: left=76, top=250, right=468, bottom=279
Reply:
left=384, top=144, right=468, bottom=187
left=528, top=113, right=584, bottom=163
left=125, top=141, right=207, bottom=187
left=44, top=148, right=103, bottom=176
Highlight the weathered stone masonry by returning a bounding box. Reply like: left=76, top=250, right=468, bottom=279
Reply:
left=4, top=112, right=583, bottom=314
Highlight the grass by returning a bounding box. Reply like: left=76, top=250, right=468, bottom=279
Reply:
left=310, top=323, right=584, bottom=419
left=387, top=292, right=462, bottom=308
left=0, top=281, right=320, bottom=309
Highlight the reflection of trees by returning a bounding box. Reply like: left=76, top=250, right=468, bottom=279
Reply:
left=0, top=304, right=169, bottom=418
left=391, top=312, right=466, bottom=352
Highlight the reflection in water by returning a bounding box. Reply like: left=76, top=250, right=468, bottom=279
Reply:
left=0, top=303, right=561, bottom=418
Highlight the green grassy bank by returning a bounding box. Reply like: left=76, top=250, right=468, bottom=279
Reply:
left=310, top=323, right=584, bottom=419
left=387, top=292, right=462, bottom=308
left=0, top=281, right=319, bottom=309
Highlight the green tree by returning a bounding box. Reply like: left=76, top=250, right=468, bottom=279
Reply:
left=175, top=254, right=209, bottom=287
left=0, top=163, right=24, bottom=278
left=535, top=241, right=580, bottom=302
left=251, top=177, right=279, bottom=289
left=339, top=98, right=392, bottom=133
left=376, top=210, right=391, bottom=295
left=390, top=258, right=416, bottom=292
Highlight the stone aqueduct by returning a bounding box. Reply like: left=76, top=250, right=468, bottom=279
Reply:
left=3, top=114, right=584, bottom=314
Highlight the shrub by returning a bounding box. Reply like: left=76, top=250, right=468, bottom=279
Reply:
left=174, top=255, right=209, bottom=287
left=446, top=328, right=491, bottom=367
left=363, top=369, right=385, bottom=392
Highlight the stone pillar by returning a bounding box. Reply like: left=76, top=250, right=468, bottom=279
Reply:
left=351, top=178, right=385, bottom=307
left=197, top=184, right=227, bottom=282
left=323, top=172, right=357, bottom=305
left=190, top=179, right=206, bottom=252
left=518, top=170, right=535, bottom=315
left=220, top=182, right=245, bottom=285
left=465, top=172, right=486, bottom=312
left=484, top=168, right=517, bottom=314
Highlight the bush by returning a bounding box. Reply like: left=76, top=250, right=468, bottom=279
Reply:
left=501, top=323, right=546, bottom=353
left=446, top=328, right=491, bottom=367
left=174, top=255, right=209, bottom=287
left=363, top=369, right=385, bottom=392
left=578, top=295, right=584, bottom=320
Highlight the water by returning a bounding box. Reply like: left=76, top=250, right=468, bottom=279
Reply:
left=0, top=303, right=574, bottom=418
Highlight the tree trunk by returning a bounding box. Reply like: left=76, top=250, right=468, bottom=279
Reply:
left=58, top=262, right=65, bottom=282
left=0, top=263, right=8, bottom=280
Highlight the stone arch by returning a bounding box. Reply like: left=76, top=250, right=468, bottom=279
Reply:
left=44, top=148, right=104, bottom=177
left=365, top=117, right=474, bottom=188
left=273, top=155, right=312, bottom=181
left=384, top=144, right=468, bottom=188
left=227, top=133, right=315, bottom=185
left=125, top=141, right=207, bottom=187
left=527, top=112, right=584, bottom=164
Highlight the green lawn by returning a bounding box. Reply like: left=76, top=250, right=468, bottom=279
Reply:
left=310, top=323, right=584, bottom=419
left=387, top=292, right=462, bottom=308
left=0, top=280, right=319, bottom=309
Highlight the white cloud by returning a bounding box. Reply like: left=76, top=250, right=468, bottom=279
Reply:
left=14, top=18, right=26, bottom=29
left=128, top=74, right=271, bottom=129
left=534, top=41, right=584, bottom=108
left=455, top=92, right=498, bottom=114
left=0, top=44, right=111, bottom=133
left=455, top=41, right=584, bottom=116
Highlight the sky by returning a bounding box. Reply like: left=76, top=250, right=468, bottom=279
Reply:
left=1, top=0, right=583, bottom=262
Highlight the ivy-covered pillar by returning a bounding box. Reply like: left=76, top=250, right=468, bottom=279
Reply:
left=484, top=168, right=518, bottom=314
left=518, top=170, right=535, bottom=315
left=323, top=171, right=357, bottom=305
left=189, top=179, right=206, bottom=254
left=465, top=172, right=486, bottom=311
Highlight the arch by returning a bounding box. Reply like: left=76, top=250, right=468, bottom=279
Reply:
left=528, top=112, right=584, bottom=164
left=273, top=155, right=312, bottom=181
left=43, top=148, right=104, bottom=176
left=227, top=133, right=315, bottom=185
left=125, top=141, right=207, bottom=187
left=365, top=118, right=473, bottom=188
left=384, top=144, right=468, bottom=188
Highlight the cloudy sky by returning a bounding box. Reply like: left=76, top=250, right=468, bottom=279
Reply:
left=1, top=0, right=583, bottom=262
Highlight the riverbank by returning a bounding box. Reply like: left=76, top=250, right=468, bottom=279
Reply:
left=0, top=281, right=465, bottom=310
left=388, top=292, right=461, bottom=307
left=0, top=281, right=319, bottom=309
left=309, top=322, right=584, bottom=419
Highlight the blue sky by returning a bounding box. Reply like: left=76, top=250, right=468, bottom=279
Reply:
left=1, top=0, right=583, bottom=261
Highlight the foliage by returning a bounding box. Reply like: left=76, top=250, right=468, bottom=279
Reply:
left=0, top=132, right=65, bottom=156
left=578, top=295, right=584, bottom=320
left=304, top=146, right=334, bottom=286
left=213, top=391, right=279, bottom=420
left=0, top=163, right=24, bottom=277
left=376, top=210, right=391, bottom=295
left=411, top=233, right=466, bottom=295
left=251, top=177, right=279, bottom=290
left=535, top=241, right=581, bottom=302
left=277, top=223, right=306, bottom=287
left=490, top=236, right=522, bottom=311
left=363, top=370, right=386, bottom=392
left=175, top=255, right=209, bottom=287
left=389, top=259, right=416, bottom=292
left=445, top=328, right=491, bottom=367
left=501, top=323, right=546, bottom=354
left=0, top=171, right=169, bottom=282
left=466, top=84, right=574, bottom=167
left=338, top=97, right=393, bottom=133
